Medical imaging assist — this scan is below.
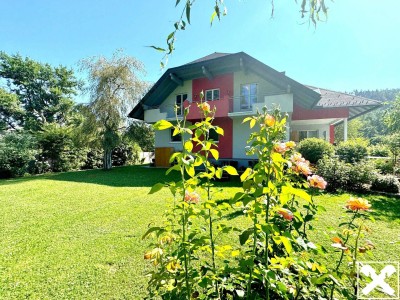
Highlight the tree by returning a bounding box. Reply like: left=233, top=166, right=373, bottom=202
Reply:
left=384, top=94, right=400, bottom=134
left=0, top=88, right=24, bottom=131
left=0, top=52, right=80, bottom=130
left=126, top=121, right=155, bottom=152
left=80, top=50, right=148, bottom=170
left=153, top=0, right=330, bottom=67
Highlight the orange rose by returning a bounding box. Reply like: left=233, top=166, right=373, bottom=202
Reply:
left=345, top=197, right=371, bottom=211
left=264, top=114, right=275, bottom=127
left=307, top=175, right=327, bottom=190
left=277, top=208, right=294, bottom=221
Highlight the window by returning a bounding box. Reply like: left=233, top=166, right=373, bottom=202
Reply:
left=240, top=83, right=258, bottom=110
left=209, top=128, right=219, bottom=142
left=176, top=94, right=187, bottom=116
left=170, top=128, right=182, bottom=142
left=205, top=89, right=220, bottom=101
left=299, top=130, right=318, bottom=141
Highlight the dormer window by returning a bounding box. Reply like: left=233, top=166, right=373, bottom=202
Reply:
left=205, top=89, right=220, bottom=101
left=176, top=94, right=187, bottom=116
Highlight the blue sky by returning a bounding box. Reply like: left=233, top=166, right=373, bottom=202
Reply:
left=1, top=1, right=399, bottom=102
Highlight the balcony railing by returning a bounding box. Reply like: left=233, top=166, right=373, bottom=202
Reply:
left=228, top=92, right=293, bottom=115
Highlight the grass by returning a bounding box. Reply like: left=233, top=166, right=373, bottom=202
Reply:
left=1, top=165, right=399, bottom=299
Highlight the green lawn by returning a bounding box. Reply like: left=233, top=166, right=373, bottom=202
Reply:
left=0, top=166, right=399, bottom=299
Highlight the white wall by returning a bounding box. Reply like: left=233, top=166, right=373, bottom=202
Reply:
left=233, top=71, right=283, bottom=112
left=159, top=80, right=192, bottom=118
left=291, top=123, right=330, bottom=141
left=154, top=122, right=193, bottom=151
left=232, top=117, right=257, bottom=159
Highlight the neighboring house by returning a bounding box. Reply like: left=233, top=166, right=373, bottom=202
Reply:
left=128, top=52, right=381, bottom=167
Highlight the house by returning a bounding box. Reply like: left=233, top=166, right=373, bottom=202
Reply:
left=128, top=52, right=381, bottom=167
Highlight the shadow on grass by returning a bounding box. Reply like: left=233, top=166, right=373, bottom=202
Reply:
left=0, top=165, right=243, bottom=188
left=365, top=194, right=400, bottom=222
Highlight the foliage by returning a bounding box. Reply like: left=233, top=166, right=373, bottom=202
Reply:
left=153, top=0, right=329, bottom=67
left=371, top=174, right=400, bottom=194
left=384, top=94, right=400, bottom=133
left=297, top=137, right=334, bottom=164
left=368, top=143, right=391, bottom=157
left=79, top=50, right=148, bottom=170
left=336, top=139, right=368, bottom=163
left=36, top=123, right=87, bottom=172
left=81, top=148, right=103, bottom=170
left=374, top=159, right=395, bottom=175
left=2, top=166, right=397, bottom=299
left=334, top=118, right=363, bottom=142
left=384, top=133, right=400, bottom=164
left=112, top=141, right=141, bottom=166
left=0, top=88, right=24, bottom=131
left=0, top=52, right=80, bottom=131
left=0, top=132, right=38, bottom=178
left=354, top=89, right=400, bottom=140
left=125, top=121, right=155, bottom=152
left=144, top=103, right=374, bottom=299
left=316, top=156, right=374, bottom=192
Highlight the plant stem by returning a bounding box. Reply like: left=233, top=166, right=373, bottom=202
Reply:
left=329, top=212, right=358, bottom=300
left=264, top=194, right=271, bottom=300
left=247, top=211, right=258, bottom=298
left=181, top=209, right=191, bottom=299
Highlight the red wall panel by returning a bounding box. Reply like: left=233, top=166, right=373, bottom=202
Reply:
left=292, top=104, right=349, bottom=120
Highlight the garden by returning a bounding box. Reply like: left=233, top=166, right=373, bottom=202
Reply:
left=1, top=103, right=400, bottom=299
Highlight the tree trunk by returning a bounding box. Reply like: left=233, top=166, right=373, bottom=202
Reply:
left=103, top=149, right=112, bottom=170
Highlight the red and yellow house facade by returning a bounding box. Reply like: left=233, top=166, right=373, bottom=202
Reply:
left=129, top=52, right=381, bottom=166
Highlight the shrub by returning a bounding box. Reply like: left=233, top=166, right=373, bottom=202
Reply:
left=317, top=156, right=374, bottom=192
left=112, top=142, right=141, bottom=166
left=82, top=149, right=103, bottom=170
left=371, top=174, right=400, bottom=193
left=0, top=132, right=38, bottom=178
left=374, top=158, right=395, bottom=175
left=297, top=137, right=334, bottom=164
left=368, top=143, right=391, bottom=157
left=336, top=139, right=368, bottom=163
left=37, top=124, right=87, bottom=172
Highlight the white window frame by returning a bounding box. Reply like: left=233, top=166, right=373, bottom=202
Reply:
left=205, top=89, right=220, bottom=101
left=240, top=83, right=258, bottom=110
left=299, top=130, right=319, bottom=141
left=175, top=93, right=187, bottom=116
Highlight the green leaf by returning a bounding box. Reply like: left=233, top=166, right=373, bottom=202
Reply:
left=239, top=228, right=253, bottom=245
left=166, top=164, right=180, bottom=175
left=210, top=149, right=219, bottom=160
left=142, top=226, right=164, bottom=239
left=250, top=119, right=256, bottom=129
left=149, top=183, right=164, bottom=194
left=186, top=1, right=191, bottom=24
left=175, top=0, right=181, bottom=6
left=242, top=117, right=252, bottom=123
left=280, top=236, right=292, bottom=254
left=154, top=120, right=173, bottom=130
left=215, top=168, right=223, bottom=179
left=223, top=165, right=238, bottom=176
left=210, top=11, right=217, bottom=24
left=215, top=126, right=224, bottom=136
left=148, top=46, right=166, bottom=52
left=240, top=168, right=252, bottom=182
left=184, top=140, right=193, bottom=152
left=172, top=127, right=180, bottom=136
left=185, top=165, right=195, bottom=177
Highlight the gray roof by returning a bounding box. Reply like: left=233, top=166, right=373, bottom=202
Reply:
left=186, top=52, right=232, bottom=64
left=129, top=52, right=321, bottom=119
left=307, top=86, right=382, bottom=120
